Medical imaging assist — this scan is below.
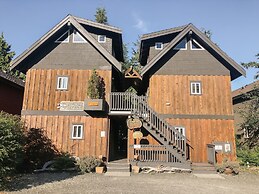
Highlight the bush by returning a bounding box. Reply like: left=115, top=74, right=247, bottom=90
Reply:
left=22, top=128, right=60, bottom=171
left=53, top=154, right=76, bottom=171
left=0, top=111, right=24, bottom=179
left=77, top=156, right=104, bottom=173
left=237, top=146, right=259, bottom=166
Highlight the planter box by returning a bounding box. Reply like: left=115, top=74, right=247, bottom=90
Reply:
left=84, top=99, right=104, bottom=111
left=95, top=166, right=104, bottom=174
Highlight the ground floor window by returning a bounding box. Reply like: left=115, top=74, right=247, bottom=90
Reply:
left=71, top=124, right=84, bottom=139
left=175, top=126, right=186, bottom=140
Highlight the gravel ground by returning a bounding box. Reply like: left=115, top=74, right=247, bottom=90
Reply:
left=3, top=172, right=259, bottom=194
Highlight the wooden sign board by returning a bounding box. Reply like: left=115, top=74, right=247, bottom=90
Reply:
left=127, top=118, right=142, bottom=129
left=88, top=101, right=99, bottom=106
left=133, top=131, right=143, bottom=139
left=60, top=101, right=84, bottom=111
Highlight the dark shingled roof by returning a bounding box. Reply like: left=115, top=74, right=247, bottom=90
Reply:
left=0, top=71, right=25, bottom=88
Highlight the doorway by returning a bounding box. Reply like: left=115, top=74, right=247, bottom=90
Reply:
left=108, top=116, right=128, bottom=161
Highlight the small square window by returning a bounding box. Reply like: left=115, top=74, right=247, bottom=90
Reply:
left=190, top=81, right=202, bottom=95
left=57, top=76, right=68, bottom=90
left=98, top=35, right=106, bottom=43
left=71, top=124, right=83, bottom=139
left=155, top=42, right=163, bottom=50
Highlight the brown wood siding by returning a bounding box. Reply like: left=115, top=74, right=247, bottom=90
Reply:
left=22, top=115, right=109, bottom=158
left=166, top=118, right=236, bottom=163
left=149, top=75, right=233, bottom=116
left=23, top=69, right=111, bottom=111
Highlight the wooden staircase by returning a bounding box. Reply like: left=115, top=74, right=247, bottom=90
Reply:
left=110, top=93, right=190, bottom=169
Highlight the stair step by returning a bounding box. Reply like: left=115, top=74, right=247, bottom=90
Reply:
left=105, top=172, right=131, bottom=177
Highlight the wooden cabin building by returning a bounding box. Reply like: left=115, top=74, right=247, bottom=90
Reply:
left=11, top=15, right=245, bottom=169
left=0, top=71, right=24, bottom=115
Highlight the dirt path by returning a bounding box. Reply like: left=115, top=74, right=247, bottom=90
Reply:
left=4, top=172, right=259, bottom=194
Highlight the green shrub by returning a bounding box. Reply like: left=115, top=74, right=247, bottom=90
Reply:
left=22, top=128, right=60, bottom=171
left=53, top=154, right=76, bottom=171
left=237, top=146, right=259, bottom=166
left=77, top=156, right=103, bottom=173
left=0, top=111, right=24, bottom=179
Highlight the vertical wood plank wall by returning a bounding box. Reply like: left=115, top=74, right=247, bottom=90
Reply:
left=23, top=69, right=111, bottom=111
left=22, top=115, right=109, bottom=157
left=147, top=74, right=236, bottom=163
left=22, top=69, right=112, bottom=158
left=149, top=75, right=233, bottom=115
left=166, top=118, right=236, bottom=163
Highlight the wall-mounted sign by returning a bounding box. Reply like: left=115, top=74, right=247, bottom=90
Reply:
left=133, top=144, right=141, bottom=149
left=225, top=143, right=231, bottom=152
left=133, top=131, right=143, bottom=139
left=127, top=118, right=142, bottom=129
left=101, top=131, right=106, bottom=137
left=59, top=101, right=84, bottom=111
left=215, top=145, right=223, bottom=151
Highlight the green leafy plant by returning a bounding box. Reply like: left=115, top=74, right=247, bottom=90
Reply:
left=52, top=153, right=76, bottom=171
left=0, top=111, right=24, bottom=179
left=77, top=156, right=104, bottom=173
left=22, top=128, right=60, bottom=171
left=87, top=70, right=105, bottom=99
left=237, top=146, right=259, bottom=166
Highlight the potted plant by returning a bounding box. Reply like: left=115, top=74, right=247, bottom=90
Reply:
left=95, top=158, right=106, bottom=174
left=84, top=70, right=105, bottom=111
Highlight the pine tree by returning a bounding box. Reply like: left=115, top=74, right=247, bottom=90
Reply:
left=95, top=8, right=108, bottom=24
left=0, top=33, right=15, bottom=73
left=241, top=53, right=259, bottom=79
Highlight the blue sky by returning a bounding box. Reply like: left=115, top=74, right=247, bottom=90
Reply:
left=0, top=0, right=258, bottom=90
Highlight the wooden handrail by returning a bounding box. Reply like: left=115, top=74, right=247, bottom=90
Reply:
left=110, top=92, right=187, bottom=161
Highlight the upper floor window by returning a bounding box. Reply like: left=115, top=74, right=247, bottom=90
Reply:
left=155, top=42, right=163, bottom=50
left=174, top=38, right=187, bottom=50
left=71, top=124, right=83, bottom=139
left=98, top=35, right=106, bottom=43
left=191, top=39, right=204, bottom=50
left=57, top=76, right=68, bottom=90
left=55, top=30, right=70, bottom=43
left=190, top=81, right=202, bottom=95
left=73, top=30, right=87, bottom=43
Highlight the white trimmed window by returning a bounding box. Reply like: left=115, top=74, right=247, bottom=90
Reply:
left=174, top=38, right=187, bottom=50
left=190, top=81, right=202, bottom=95
left=55, top=30, right=70, bottom=43
left=175, top=126, right=186, bottom=140
left=98, top=35, right=106, bottom=43
left=57, top=76, right=68, bottom=90
left=191, top=39, right=204, bottom=50
left=72, top=124, right=83, bottom=139
left=243, top=128, right=249, bottom=139
left=155, top=42, right=163, bottom=50
left=73, top=30, right=87, bottom=43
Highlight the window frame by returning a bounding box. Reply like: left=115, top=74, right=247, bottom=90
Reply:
left=55, top=30, right=70, bottom=43
left=56, top=76, right=69, bottom=90
left=190, top=81, right=202, bottom=95
left=174, top=38, right=187, bottom=50
left=190, top=39, right=205, bottom=50
left=71, top=124, right=84, bottom=139
left=98, top=35, right=106, bottom=43
left=155, top=42, right=163, bottom=50
left=72, top=30, right=87, bottom=43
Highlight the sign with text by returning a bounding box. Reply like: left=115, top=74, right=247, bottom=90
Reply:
left=127, top=118, right=142, bottom=129
left=59, top=101, right=84, bottom=111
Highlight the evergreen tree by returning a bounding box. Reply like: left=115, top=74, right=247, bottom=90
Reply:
left=0, top=33, right=15, bottom=73
left=95, top=7, right=108, bottom=24
left=241, top=53, right=259, bottom=79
